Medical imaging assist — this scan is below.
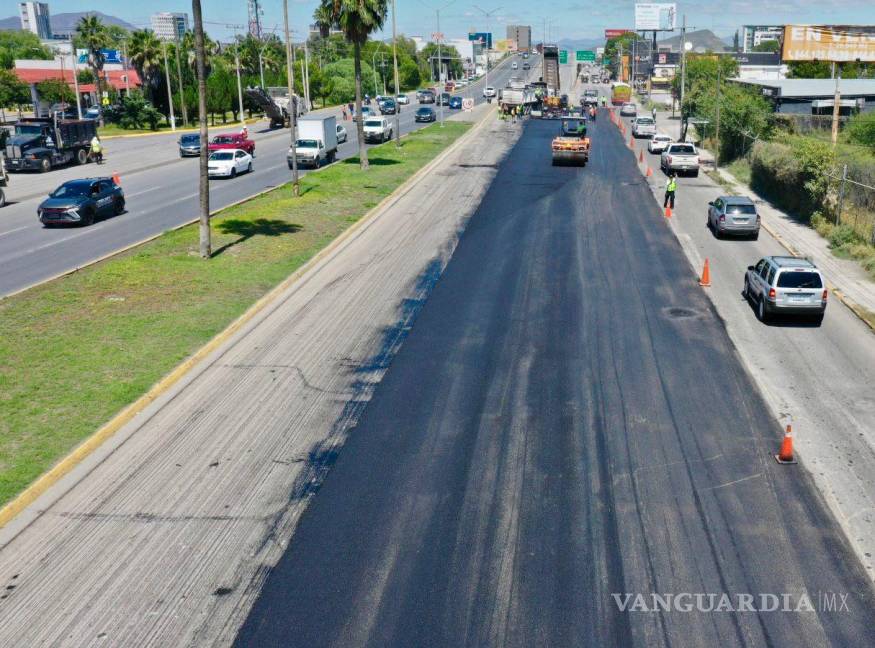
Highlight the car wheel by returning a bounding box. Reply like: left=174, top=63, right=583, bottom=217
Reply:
left=230, top=168, right=237, bottom=178
left=751, top=230, right=759, bottom=241
left=40, top=157, right=51, bottom=173
left=812, top=313, right=824, bottom=327
left=113, top=198, right=125, bottom=215
left=742, top=277, right=750, bottom=300
left=757, top=297, right=770, bottom=323
left=76, top=148, right=88, bottom=165
left=247, top=162, right=252, bottom=174
left=82, top=208, right=95, bottom=226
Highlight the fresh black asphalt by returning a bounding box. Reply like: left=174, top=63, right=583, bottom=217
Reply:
left=233, top=114, right=875, bottom=647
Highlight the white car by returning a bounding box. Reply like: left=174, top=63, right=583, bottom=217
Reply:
left=648, top=133, right=673, bottom=153
left=363, top=117, right=393, bottom=143
left=396, top=94, right=410, bottom=105
left=336, top=123, right=348, bottom=143
left=512, top=62, right=518, bottom=70
left=483, top=86, right=496, bottom=98
left=620, top=102, right=637, bottom=117
left=207, top=149, right=253, bottom=178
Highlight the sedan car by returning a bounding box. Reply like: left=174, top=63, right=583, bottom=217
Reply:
left=436, top=92, right=451, bottom=106
left=708, top=195, right=760, bottom=239
left=38, top=177, right=125, bottom=227
left=84, top=106, right=101, bottom=120
left=207, top=149, right=253, bottom=178
left=336, top=123, right=348, bottom=144
left=379, top=98, right=398, bottom=115
left=647, top=133, right=673, bottom=154
left=178, top=133, right=201, bottom=157
left=415, top=106, right=436, bottom=123
left=620, top=102, right=637, bottom=117
left=396, top=94, right=410, bottom=105
left=449, top=96, right=463, bottom=109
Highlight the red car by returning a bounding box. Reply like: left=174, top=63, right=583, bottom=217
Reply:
left=207, top=132, right=255, bottom=156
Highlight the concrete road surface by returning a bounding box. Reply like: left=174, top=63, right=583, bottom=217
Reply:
left=0, top=55, right=527, bottom=297
left=235, top=118, right=875, bottom=646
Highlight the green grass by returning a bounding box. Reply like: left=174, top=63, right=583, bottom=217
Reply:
left=726, top=158, right=752, bottom=186
left=0, top=121, right=470, bottom=506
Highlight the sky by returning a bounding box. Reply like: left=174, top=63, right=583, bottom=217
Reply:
left=15, top=1, right=875, bottom=43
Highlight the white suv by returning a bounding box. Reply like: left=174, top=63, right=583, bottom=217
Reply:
left=632, top=116, right=656, bottom=138
left=743, top=256, right=827, bottom=325
left=362, top=117, right=393, bottom=143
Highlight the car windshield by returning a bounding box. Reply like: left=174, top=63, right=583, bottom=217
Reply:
left=209, top=152, right=234, bottom=161
left=636, top=118, right=654, bottom=125
left=296, top=139, right=318, bottom=148
left=50, top=182, right=92, bottom=198
left=212, top=136, right=236, bottom=144
left=15, top=124, right=44, bottom=136
left=777, top=271, right=823, bottom=289
left=417, top=108, right=431, bottom=114
left=364, top=120, right=383, bottom=127
left=727, top=204, right=756, bottom=215
left=655, top=136, right=671, bottom=141
left=180, top=135, right=199, bottom=144
left=671, top=145, right=696, bottom=154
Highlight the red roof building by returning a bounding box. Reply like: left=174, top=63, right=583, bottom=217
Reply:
left=14, top=65, right=141, bottom=92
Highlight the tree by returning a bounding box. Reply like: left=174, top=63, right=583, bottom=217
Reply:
left=316, top=0, right=388, bottom=170
left=0, top=30, right=53, bottom=69
left=845, top=111, right=875, bottom=151
left=0, top=69, right=30, bottom=121
left=400, top=59, right=420, bottom=90
left=418, top=43, right=463, bottom=81
left=36, top=78, right=75, bottom=105
left=128, top=30, right=164, bottom=105
left=752, top=40, right=780, bottom=53
left=192, top=0, right=211, bottom=258
left=76, top=15, right=109, bottom=125
left=732, top=30, right=740, bottom=53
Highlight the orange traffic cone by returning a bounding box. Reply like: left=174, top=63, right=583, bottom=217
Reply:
left=629, top=135, right=635, bottom=149
left=112, top=171, right=121, bottom=185
left=775, top=425, right=797, bottom=464
left=646, top=166, right=653, bottom=177
left=699, top=258, right=712, bottom=287
left=664, top=206, right=672, bottom=218
left=639, top=149, right=644, bottom=163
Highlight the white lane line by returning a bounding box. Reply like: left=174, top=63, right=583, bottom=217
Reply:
left=0, top=225, right=29, bottom=239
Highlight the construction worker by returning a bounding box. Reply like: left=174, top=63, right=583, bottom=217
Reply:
left=664, top=173, right=678, bottom=209
left=89, top=134, right=103, bottom=164
left=576, top=120, right=587, bottom=138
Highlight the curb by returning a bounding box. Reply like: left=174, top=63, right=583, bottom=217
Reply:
left=100, top=116, right=265, bottom=140
left=0, top=105, right=496, bottom=530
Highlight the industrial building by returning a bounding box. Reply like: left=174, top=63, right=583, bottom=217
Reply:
left=742, top=25, right=784, bottom=52
left=732, top=78, right=875, bottom=114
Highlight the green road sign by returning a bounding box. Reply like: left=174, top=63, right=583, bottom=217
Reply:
left=576, top=50, right=596, bottom=62
left=559, top=50, right=568, bottom=64
left=602, top=58, right=612, bottom=65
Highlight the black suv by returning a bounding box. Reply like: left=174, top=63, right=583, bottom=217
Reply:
left=38, top=178, right=125, bottom=226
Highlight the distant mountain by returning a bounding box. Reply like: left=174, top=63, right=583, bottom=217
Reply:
left=657, top=29, right=730, bottom=53
left=555, top=38, right=604, bottom=52
left=0, top=11, right=137, bottom=34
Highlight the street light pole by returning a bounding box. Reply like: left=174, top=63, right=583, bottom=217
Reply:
left=473, top=6, right=501, bottom=97
left=173, top=30, right=188, bottom=126
left=283, top=0, right=299, bottom=196
left=162, top=40, right=177, bottom=131
left=392, top=0, right=401, bottom=146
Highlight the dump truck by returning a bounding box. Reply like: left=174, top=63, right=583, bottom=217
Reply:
left=611, top=82, right=632, bottom=106
left=244, top=86, right=305, bottom=128
left=551, top=118, right=590, bottom=166
left=542, top=44, right=561, bottom=93
left=4, top=117, right=97, bottom=172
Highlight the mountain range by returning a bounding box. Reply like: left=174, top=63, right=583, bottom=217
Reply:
left=0, top=11, right=137, bottom=33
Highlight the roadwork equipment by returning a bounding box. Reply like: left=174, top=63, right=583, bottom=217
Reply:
left=775, top=425, right=798, bottom=464
left=699, top=258, right=712, bottom=287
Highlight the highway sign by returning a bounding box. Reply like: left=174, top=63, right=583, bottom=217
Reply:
left=559, top=50, right=568, bottom=64
left=576, top=50, right=595, bottom=62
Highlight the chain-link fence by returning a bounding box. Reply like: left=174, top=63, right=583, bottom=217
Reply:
left=827, top=166, right=875, bottom=245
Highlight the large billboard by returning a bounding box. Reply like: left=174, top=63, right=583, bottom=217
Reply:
left=634, top=4, right=677, bottom=31
left=468, top=32, right=492, bottom=49
left=605, top=29, right=632, bottom=40
left=782, top=25, right=875, bottom=62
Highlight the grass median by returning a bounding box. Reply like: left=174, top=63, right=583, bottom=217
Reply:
left=0, top=121, right=471, bottom=506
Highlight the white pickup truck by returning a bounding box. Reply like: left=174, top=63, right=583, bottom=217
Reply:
left=660, top=142, right=700, bottom=177
left=288, top=116, right=338, bottom=169
left=362, top=117, right=393, bottom=143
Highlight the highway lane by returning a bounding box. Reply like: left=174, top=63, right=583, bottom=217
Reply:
left=0, top=55, right=531, bottom=296
left=234, top=113, right=875, bottom=646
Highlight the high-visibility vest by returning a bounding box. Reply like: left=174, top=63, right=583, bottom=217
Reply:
left=667, top=179, right=677, bottom=192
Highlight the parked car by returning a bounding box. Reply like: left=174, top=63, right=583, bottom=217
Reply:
left=363, top=117, right=393, bottom=143
left=661, top=142, right=700, bottom=177
left=208, top=132, right=255, bottom=156
left=336, top=123, right=348, bottom=143
left=632, top=116, right=656, bottom=138
left=207, top=149, right=253, bottom=178
left=647, top=133, right=673, bottom=153
left=708, top=195, right=760, bottom=239
left=396, top=94, right=410, bottom=105
left=415, top=106, right=436, bottom=123
left=178, top=133, right=201, bottom=157
left=380, top=98, right=398, bottom=115
left=620, top=102, right=637, bottom=116
left=743, top=256, right=827, bottom=325
left=449, top=96, right=463, bottom=109
left=483, top=86, right=496, bottom=98
left=419, top=91, right=436, bottom=104
left=37, top=177, right=125, bottom=226
left=84, top=106, right=101, bottom=120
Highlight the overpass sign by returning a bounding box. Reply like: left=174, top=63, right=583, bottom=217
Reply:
left=576, top=50, right=596, bottom=62
left=559, top=50, right=568, bottom=64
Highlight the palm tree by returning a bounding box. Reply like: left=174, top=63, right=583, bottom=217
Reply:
left=127, top=30, right=163, bottom=104
left=75, top=15, right=108, bottom=125
left=192, top=0, right=210, bottom=258
left=313, top=4, right=334, bottom=39
left=316, top=0, right=388, bottom=170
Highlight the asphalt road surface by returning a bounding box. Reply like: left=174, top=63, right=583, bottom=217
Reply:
left=234, top=113, right=875, bottom=646
left=0, top=55, right=531, bottom=296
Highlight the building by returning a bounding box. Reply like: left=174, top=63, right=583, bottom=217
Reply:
left=19, top=2, right=52, bottom=39
left=150, top=12, right=189, bottom=41
left=506, top=25, right=531, bottom=52
left=742, top=25, right=783, bottom=52
left=730, top=52, right=787, bottom=81
left=308, top=23, right=343, bottom=38
left=731, top=78, right=875, bottom=114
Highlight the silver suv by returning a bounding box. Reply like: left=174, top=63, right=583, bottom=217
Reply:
left=743, top=256, right=827, bottom=325
left=708, top=195, right=760, bottom=239
left=632, top=116, right=656, bottom=138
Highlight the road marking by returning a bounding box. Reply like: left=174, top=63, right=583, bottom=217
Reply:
left=0, top=225, right=29, bottom=239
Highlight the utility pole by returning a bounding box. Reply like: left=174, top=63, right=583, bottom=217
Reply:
left=283, top=0, right=299, bottom=196
left=303, top=38, right=311, bottom=112
left=392, top=0, right=401, bottom=146
left=831, top=67, right=841, bottom=146
left=173, top=30, right=188, bottom=126
left=234, top=40, right=245, bottom=125
left=192, top=0, right=210, bottom=258
left=121, top=39, right=130, bottom=95
left=680, top=14, right=687, bottom=137
left=67, top=47, right=82, bottom=119
left=473, top=6, right=501, bottom=98
left=715, top=61, right=722, bottom=169
left=162, top=40, right=177, bottom=131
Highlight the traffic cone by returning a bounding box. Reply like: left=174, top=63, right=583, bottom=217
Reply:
left=646, top=166, right=653, bottom=177
left=629, top=134, right=635, bottom=149
left=112, top=171, right=121, bottom=186
left=699, top=258, right=712, bottom=287
left=639, top=149, right=644, bottom=163
left=775, top=425, right=797, bottom=464
left=664, top=206, right=672, bottom=218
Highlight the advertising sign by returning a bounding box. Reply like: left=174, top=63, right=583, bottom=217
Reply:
left=782, top=25, right=875, bottom=62
left=634, top=3, right=677, bottom=31
left=77, top=48, right=123, bottom=65
left=605, top=29, right=632, bottom=40
left=596, top=47, right=605, bottom=57
left=468, top=32, right=493, bottom=49
left=559, top=50, right=568, bottom=64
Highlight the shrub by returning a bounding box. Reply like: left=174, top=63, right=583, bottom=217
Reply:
left=828, top=224, right=862, bottom=249
left=845, top=111, right=875, bottom=150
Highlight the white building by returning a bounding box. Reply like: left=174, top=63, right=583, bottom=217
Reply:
left=742, top=25, right=783, bottom=52
left=20, top=2, right=52, bottom=39
left=150, top=12, right=189, bottom=41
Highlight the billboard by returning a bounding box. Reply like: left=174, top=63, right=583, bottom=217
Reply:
left=493, top=39, right=514, bottom=52
left=605, top=29, right=632, bottom=40
left=468, top=32, right=492, bottom=49
left=634, top=4, right=677, bottom=31
left=782, top=25, right=875, bottom=62
left=77, top=48, right=123, bottom=65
